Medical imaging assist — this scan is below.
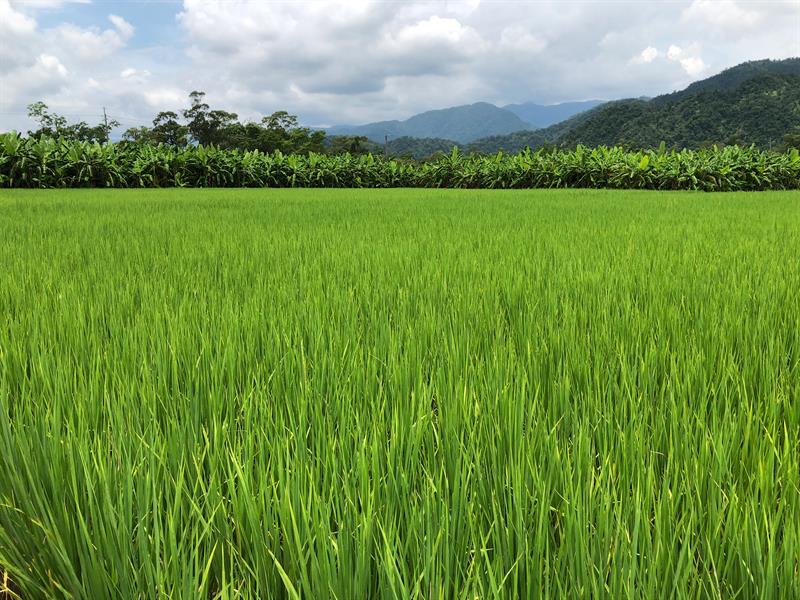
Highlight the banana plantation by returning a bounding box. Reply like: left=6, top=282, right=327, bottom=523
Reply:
left=2, top=133, right=799, bottom=191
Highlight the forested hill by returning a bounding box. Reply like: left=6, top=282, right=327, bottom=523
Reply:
left=653, top=58, right=800, bottom=105
left=464, top=58, right=800, bottom=152
left=557, top=72, right=800, bottom=149
left=383, top=64, right=800, bottom=156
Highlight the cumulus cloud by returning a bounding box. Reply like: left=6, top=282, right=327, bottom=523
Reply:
left=120, top=68, right=151, bottom=81
left=682, top=0, right=762, bottom=30
left=108, top=14, right=134, bottom=39
left=1, top=0, right=36, bottom=35
left=499, top=26, right=547, bottom=54
left=0, top=0, right=798, bottom=132
left=168, top=0, right=796, bottom=124
left=666, top=45, right=682, bottom=61
left=679, top=56, right=707, bottom=76
left=664, top=45, right=707, bottom=76
left=0, top=1, right=151, bottom=132
left=634, top=46, right=660, bottom=64
left=53, top=17, right=134, bottom=62
left=631, top=43, right=706, bottom=77
left=37, top=54, right=69, bottom=78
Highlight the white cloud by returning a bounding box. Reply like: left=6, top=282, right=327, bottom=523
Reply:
left=142, top=88, right=186, bottom=109
left=0, top=0, right=149, bottom=132
left=120, top=67, right=151, bottom=80
left=169, top=0, right=760, bottom=124
left=682, top=0, right=762, bottom=30
left=381, top=16, right=487, bottom=66
left=663, top=44, right=707, bottom=76
left=679, top=56, right=707, bottom=76
left=53, top=22, right=130, bottom=61
left=1, top=0, right=36, bottom=35
left=442, top=0, right=481, bottom=17
left=109, top=14, right=134, bottom=40
left=37, top=53, right=69, bottom=77
left=667, top=45, right=683, bottom=61
left=499, top=26, right=547, bottom=54
left=634, top=44, right=708, bottom=77
left=0, top=0, right=798, bottom=132
left=393, top=16, right=475, bottom=46
left=633, top=46, right=660, bottom=64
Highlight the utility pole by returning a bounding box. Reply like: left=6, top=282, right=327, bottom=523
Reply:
left=384, top=134, right=388, bottom=158
left=103, top=107, right=109, bottom=144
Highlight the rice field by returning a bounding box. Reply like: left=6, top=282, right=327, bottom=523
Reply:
left=0, top=188, right=799, bottom=599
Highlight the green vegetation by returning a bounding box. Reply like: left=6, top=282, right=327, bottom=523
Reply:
left=1, top=188, right=799, bottom=598
left=325, top=135, right=381, bottom=155
left=334, top=59, right=800, bottom=157
left=29, top=92, right=327, bottom=156
left=3, top=133, right=800, bottom=190
left=655, top=58, right=800, bottom=103
left=26, top=101, right=118, bottom=144
left=557, top=73, right=800, bottom=150
left=465, top=130, right=547, bottom=155
left=122, top=93, right=326, bottom=155
left=14, top=59, right=800, bottom=160
left=480, top=59, right=800, bottom=152
left=386, top=136, right=461, bottom=159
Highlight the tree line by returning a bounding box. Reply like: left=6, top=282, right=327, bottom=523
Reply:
left=23, top=81, right=800, bottom=157
left=25, top=91, right=376, bottom=155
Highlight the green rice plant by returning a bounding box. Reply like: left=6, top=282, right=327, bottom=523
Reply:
left=0, top=188, right=799, bottom=598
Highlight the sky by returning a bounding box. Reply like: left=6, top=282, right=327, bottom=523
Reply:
left=1, top=0, right=799, bottom=132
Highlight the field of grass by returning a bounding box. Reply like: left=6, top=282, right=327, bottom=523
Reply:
left=0, top=188, right=799, bottom=598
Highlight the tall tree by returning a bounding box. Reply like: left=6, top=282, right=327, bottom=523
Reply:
left=151, top=111, right=188, bottom=146
left=182, top=91, right=210, bottom=144
left=27, top=101, right=68, bottom=137
left=27, top=102, right=118, bottom=143
left=182, top=91, right=238, bottom=146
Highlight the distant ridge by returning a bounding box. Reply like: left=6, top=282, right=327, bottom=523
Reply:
left=502, top=100, right=604, bottom=128
left=326, top=102, right=533, bottom=144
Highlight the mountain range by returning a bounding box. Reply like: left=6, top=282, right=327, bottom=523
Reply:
left=338, top=58, right=800, bottom=158
left=326, top=103, right=531, bottom=144
left=326, top=101, right=602, bottom=144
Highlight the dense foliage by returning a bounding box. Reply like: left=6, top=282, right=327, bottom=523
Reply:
left=386, top=136, right=462, bottom=159
left=462, top=58, right=800, bottom=154
left=2, top=133, right=799, bottom=190
left=26, top=101, right=118, bottom=144
left=122, top=93, right=327, bottom=155
left=558, top=74, right=800, bottom=150
left=1, top=189, right=799, bottom=598
left=654, top=58, right=800, bottom=104
left=466, top=130, right=547, bottom=155
left=27, top=92, right=327, bottom=156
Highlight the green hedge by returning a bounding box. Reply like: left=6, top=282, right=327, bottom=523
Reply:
left=2, top=133, right=799, bottom=190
